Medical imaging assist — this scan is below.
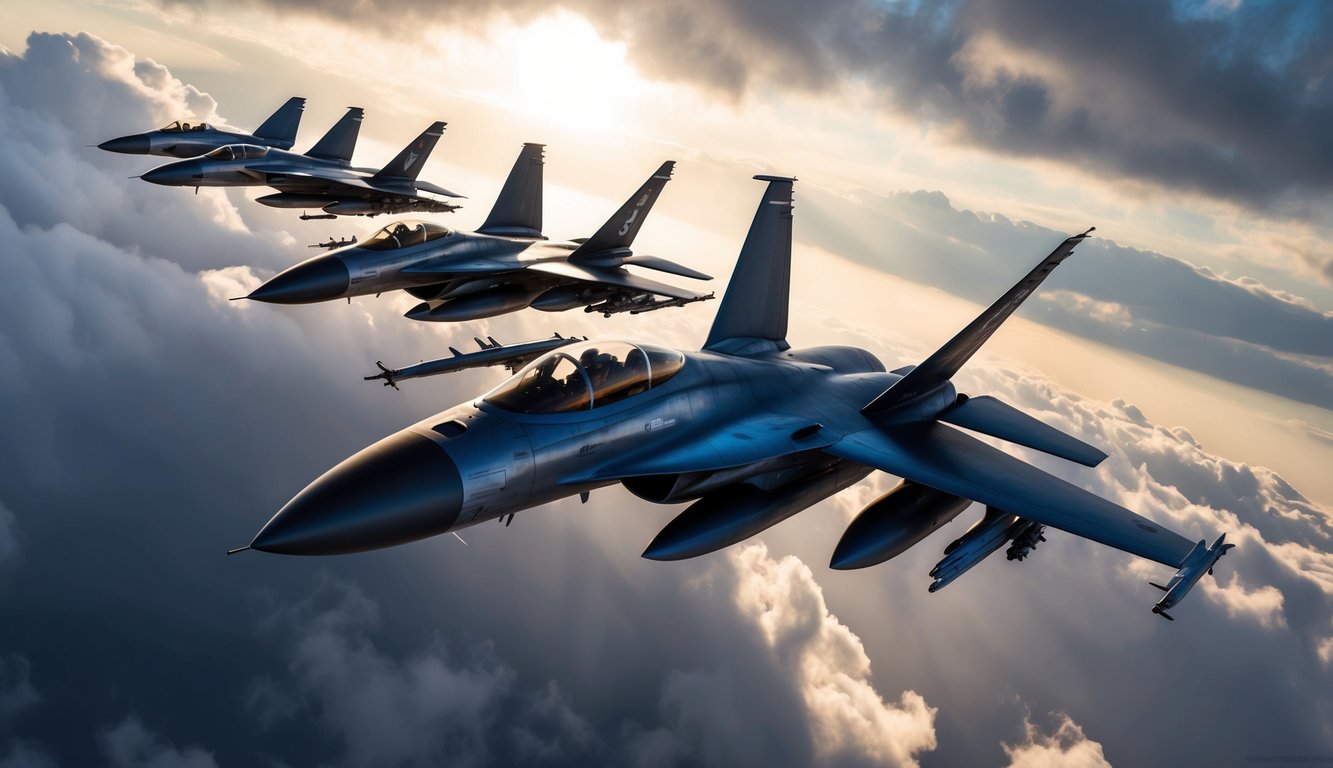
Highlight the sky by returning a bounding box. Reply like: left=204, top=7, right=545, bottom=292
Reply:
left=0, top=1, right=1330, bottom=766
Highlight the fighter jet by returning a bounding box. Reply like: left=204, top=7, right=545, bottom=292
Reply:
left=244, top=144, right=714, bottom=320
left=139, top=111, right=462, bottom=217
left=234, top=176, right=1232, bottom=621
left=98, top=96, right=306, bottom=158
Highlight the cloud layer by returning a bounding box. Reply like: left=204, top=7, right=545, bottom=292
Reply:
left=160, top=0, right=1333, bottom=215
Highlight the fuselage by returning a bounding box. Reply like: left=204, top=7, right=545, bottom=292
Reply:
left=249, top=342, right=898, bottom=555
left=139, top=144, right=373, bottom=188
left=99, top=123, right=295, bottom=158
left=249, top=220, right=629, bottom=317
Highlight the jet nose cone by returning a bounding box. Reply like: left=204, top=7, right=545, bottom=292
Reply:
left=252, top=431, right=463, bottom=555
left=140, top=161, right=199, bottom=186
left=248, top=257, right=350, bottom=304
left=98, top=134, right=150, bottom=154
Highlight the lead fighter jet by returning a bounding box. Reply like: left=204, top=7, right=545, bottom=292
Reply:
left=235, top=176, right=1231, bottom=621
left=99, top=96, right=306, bottom=158
left=244, top=144, right=713, bottom=320
left=139, top=112, right=462, bottom=217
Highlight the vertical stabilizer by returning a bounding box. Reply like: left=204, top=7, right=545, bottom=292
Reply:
left=372, top=121, right=446, bottom=181
left=251, top=96, right=305, bottom=149
left=305, top=107, right=364, bottom=165
left=702, top=175, right=795, bottom=354
left=569, top=161, right=674, bottom=260
left=477, top=143, right=545, bottom=239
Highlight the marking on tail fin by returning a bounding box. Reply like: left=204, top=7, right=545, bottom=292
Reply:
left=568, top=161, right=675, bottom=261
left=863, top=227, right=1094, bottom=415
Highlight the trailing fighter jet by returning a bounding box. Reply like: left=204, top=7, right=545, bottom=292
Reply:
left=139, top=112, right=462, bottom=217
left=98, top=96, right=306, bottom=158
left=233, top=176, right=1231, bottom=621
left=244, top=144, right=714, bottom=320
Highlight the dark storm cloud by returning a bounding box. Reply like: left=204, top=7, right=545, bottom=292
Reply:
left=798, top=185, right=1333, bottom=408
left=162, top=0, right=1333, bottom=212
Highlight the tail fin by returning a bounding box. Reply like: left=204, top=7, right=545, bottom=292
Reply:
left=568, top=161, right=674, bottom=261
left=702, top=175, right=795, bottom=354
left=477, top=143, right=544, bottom=239
left=251, top=96, right=305, bottom=148
left=372, top=121, right=446, bottom=182
left=305, top=107, right=364, bottom=165
left=863, top=228, right=1095, bottom=415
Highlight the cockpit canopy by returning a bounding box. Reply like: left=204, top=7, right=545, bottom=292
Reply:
left=484, top=341, right=686, bottom=414
left=202, top=144, right=269, bottom=161
left=160, top=121, right=211, bottom=133
left=360, top=220, right=455, bottom=251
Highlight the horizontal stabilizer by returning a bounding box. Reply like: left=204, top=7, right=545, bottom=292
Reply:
left=372, top=121, right=445, bottom=182
left=824, top=423, right=1196, bottom=568
left=478, top=143, right=544, bottom=238
left=252, top=96, right=305, bottom=147
left=305, top=107, right=364, bottom=165
left=622, top=255, right=712, bottom=281
left=864, top=228, right=1094, bottom=416
left=569, top=161, right=674, bottom=261
left=939, top=395, right=1107, bottom=467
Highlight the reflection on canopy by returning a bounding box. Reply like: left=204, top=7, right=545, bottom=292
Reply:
left=360, top=220, right=455, bottom=251
left=484, top=341, right=685, bottom=414
left=202, top=144, right=269, bottom=161
left=160, top=121, right=211, bottom=133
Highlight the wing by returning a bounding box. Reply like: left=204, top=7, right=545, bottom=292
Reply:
left=824, top=423, right=1195, bottom=567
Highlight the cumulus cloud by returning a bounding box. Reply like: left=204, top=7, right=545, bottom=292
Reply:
left=159, top=0, right=1333, bottom=214
left=99, top=717, right=219, bottom=768
left=0, top=743, right=57, bottom=768
left=725, top=544, right=938, bottom=767
left=1002, top=712, right=1110, bottom=768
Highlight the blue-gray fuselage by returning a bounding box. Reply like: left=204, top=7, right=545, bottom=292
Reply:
left=99, top=122, right=296, bottom=158
left=250, top=342, right=897, bottom=555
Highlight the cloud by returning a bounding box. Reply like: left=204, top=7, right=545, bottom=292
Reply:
left=99, top=717, right=219, bottom=768
left=800, top=186, right=1333, bottom=408
left=1002, top=712, right=1110, bottom=768
left=0, top=743, right=56, bottom=768
left=157, top=0, right=1333, bottom=214
left=0, top=655, right=39, bottom=719
left=725, top=544, right=938, bottom=767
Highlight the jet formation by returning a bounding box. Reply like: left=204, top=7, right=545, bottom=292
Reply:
left=103, top=102, right=462, bottom=218
left=230, top=176, right=1233, bottom=622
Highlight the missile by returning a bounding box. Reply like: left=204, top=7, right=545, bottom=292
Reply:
left=643, top=464, right=867, bottom=561
left=1005, top=520, right=1046, bottom=561
left=1150, top=533, right=1234, bottom=621
left=928, top=506, right=1022, bottom=592
left=830, top=481, right=972, bottom=570
left=405, top=286, right=542, bottom=322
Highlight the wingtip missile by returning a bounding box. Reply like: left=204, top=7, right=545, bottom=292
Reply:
left=1150, top=533, right=1234, bottom=621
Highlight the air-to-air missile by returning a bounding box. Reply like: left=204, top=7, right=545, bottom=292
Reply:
left=231, top=175, right=1231, bottom=621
